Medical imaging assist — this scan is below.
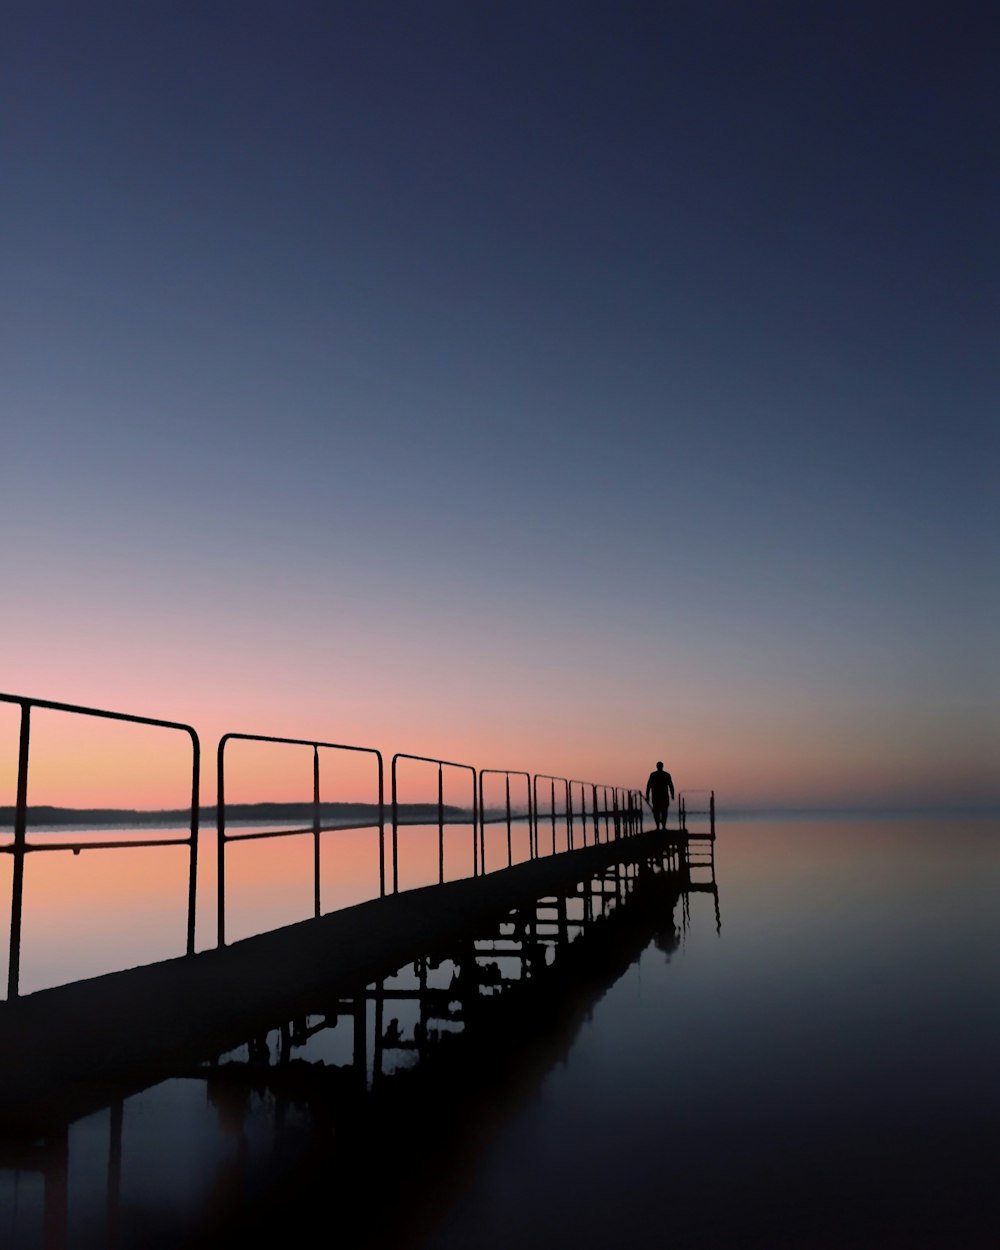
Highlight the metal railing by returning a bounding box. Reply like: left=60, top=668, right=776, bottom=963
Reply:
left=532, top=774, right=570, bottom=857
left=0, top=692, right=200, bottom=999
left=390, top=754, right=478, bottom=891
left=596, top=783, right=620, bottom=842
left=677, top=790, right=716, bottom=838
left=568, top=780, right=601, bottom=848
left=628, top=788, right=645, bottom=834
left=216, top=733, right=384, bottom=947
left=0, top=689, right=713, bottom=998
left=478, top=769, right=533, bottom=872
left=621, top=787, right=644, bottom=837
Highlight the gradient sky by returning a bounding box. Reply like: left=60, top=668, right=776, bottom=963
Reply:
left=3, top=2, right=997, bottom=811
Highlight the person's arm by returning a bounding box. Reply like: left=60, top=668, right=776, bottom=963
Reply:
left=668, top=773, right=675, bottom=800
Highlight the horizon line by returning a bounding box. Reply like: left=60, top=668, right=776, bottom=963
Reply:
left=2, top=800, right=996, bottom=826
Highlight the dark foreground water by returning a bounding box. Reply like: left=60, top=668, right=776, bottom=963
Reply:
left=408, top=816, right=999, bottom=1250
left=1, top=815, right=996, bottom=1249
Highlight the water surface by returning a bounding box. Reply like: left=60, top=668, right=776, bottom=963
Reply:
left=410, top=816, right=998, bottom=1249
left=0, top=815, right=995, bottom=1248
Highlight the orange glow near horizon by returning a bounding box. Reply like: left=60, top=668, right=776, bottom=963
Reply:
left=1, top=704, right=196, bottom=812
left=2, top=683, right=994, bottom=818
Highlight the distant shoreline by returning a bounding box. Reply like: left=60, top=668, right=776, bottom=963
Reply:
left=1, top=802, right=993, bottom=833
left=0, top=803, right=471, bottom=831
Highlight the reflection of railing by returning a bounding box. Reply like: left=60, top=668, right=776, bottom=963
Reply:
left=478, top=769, right=532, bottom=872
left=391, top=754, right=478, bottom=890
left=0, top=692, right=201, bottom=1000
left=216, top=733, right=384, bottom=947
left=677, top=790, right=716, bottom=839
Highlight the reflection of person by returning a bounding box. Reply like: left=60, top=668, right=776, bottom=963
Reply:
left=655, top=918, right=680, bottom=961
left=645, top=761, right=675, bottom=830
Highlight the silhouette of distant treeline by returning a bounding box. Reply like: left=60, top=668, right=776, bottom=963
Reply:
left=0, top=803, right=470, bottom=830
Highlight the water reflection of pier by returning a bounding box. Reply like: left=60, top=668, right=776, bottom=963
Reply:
left=0, top=838, right=720, bottom=1250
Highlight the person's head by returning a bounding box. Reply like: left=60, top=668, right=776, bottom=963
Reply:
left=656, top=761, right=663, bottom=770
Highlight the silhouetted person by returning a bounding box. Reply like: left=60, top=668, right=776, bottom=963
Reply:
left=645, top=761, right=674, bottom=830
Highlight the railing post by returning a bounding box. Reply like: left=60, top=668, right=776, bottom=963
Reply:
left=531, top=776, right=538, bottom=859
left=186, top=733, right=200, bottom=956
left=471, top=766, right=479, bottom=878
left=526, top=776, right=533, bottom=859
left=8, top=702, right=31, bottom=1000
left=477, top=772, right=484, bottom=876
left=550, top=779, right=556, bottom=855
left=437, top=763, right=445, bottom=885
left=217, top=739, right=227, bottom=948
left=312, top=745, right=321, bottom=919
left=391, top=757, right=399, bottom=894
left=711, top=790, right=716, bottom=838
left=378, top=758, right=386, bottom=898
left=505, top=774, right=512, bottom=868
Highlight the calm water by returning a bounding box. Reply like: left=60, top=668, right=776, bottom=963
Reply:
left=409, top=816, right=999, bottom=1249
left=0, top=815, right=996, bottom=1248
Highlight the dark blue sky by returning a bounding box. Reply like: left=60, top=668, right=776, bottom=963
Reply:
left=4, top=2, right=997, bottom=806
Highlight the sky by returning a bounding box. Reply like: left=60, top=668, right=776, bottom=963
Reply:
left=3, top=2, right=997, bottom=813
